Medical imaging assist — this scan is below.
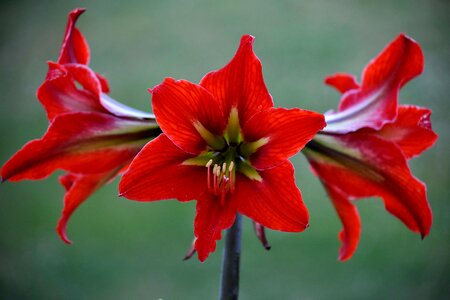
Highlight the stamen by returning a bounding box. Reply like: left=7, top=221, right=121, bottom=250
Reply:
left=222, top=162, right=227, bottom=176
left=206, top=159, right=213, bottom=189
left=213, top=164, right=218, bottom=193
left=206, top=159, right=213, bottom=168
left=228, top=161, right=234, bottom=172
left=215, top=164, right=221, bottom=194
left=228, top=161, right=235, bottom=192
left=207, top=159, right=236, bottom=199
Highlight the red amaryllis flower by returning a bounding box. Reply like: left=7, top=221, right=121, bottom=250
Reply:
left=119, top=35, right=326, bottom=261
left=303, top=34, right=438, bottom=261
left=1, top=8, right=160, bottom=243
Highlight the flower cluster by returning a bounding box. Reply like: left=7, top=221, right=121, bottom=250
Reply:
left=1, top=9, right=437, bottom=262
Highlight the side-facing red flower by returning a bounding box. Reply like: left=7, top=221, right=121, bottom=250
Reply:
left=1, top=8, right=160, bottom=243
left=119, top=35, right=326, bottom=261
left=303, top=34, right=438, bottom=261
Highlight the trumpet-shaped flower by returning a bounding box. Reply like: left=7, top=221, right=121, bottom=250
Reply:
left=1, top=8, right=160, bottom=243
left=303, top=34, right=437, bottom=260
left=119, top=35, right=326, bottom=261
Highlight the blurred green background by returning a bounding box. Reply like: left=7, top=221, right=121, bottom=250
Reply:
left=0, top=0, right=449, bottom=299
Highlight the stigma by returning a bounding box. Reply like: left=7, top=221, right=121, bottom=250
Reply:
left=206, top=159, right=236, bottom=204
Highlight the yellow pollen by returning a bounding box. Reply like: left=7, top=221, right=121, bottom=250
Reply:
left=214, top=164, right=220, bottom=176
left=206, top=159, right=213, bottom=168
left=206, top=161, right=237, bottom=200
left=228, top=161, right=234, bottom=172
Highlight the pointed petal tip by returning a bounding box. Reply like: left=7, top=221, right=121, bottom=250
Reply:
left=419, top=223, right=431, bottom=240
left=56, top=223, right=73, bottom=245
left=46, top=61, right=63, bottom=71
left=71, top=7, right=87, bottom=15
left=397, top=32, right=413, bottom=43
left=197, top=254, right=207, bottom=262
left=338, top=251, right=352, bottom=262
left=68, top=8, right=87, bottom=24
left=337, top=256, right=346, bottom=262
left=149, top=77, right=176, bottom=94
left=240, top=34, right=255, bottom=44
left=323, top=73, right=360, bottom=94
left=63, top=238, right=73, bottom=245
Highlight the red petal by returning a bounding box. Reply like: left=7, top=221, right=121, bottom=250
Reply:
left=306, top=133, right=432, bottom=238
left=57, top=8, right=90, bottom=65
left=243, top=108, right=325, bottom=170
left=324, top=73, right=360, bottom=94
left=57, top=170, right=119, bottom=244
left=377, top=105, right=438, bottom=159
left=325, top=34, right=424, bottom=133
left=323, top=184, right=361, bottom=261
left=119, top=134, right=208, bottom=202
left=1, top=113, right=149, bottom=181
left=38, top=63, right=107, bottom=120
left=235, top=161, right=309, bottom=232
left=150, top=78, right=225, bottom=154
left=194, top=197, right=237, bottom=261
left=199, top=35, right=273, bottom=125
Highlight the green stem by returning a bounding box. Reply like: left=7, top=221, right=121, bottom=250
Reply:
left=219, top=214, right=243, bottom=300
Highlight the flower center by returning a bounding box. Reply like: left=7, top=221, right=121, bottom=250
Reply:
left=183, top=107, right=267, bottom=203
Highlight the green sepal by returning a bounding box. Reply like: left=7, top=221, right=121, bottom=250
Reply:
left=239, top=137, right=269, bottom=157
left=193, top=121, right=226, bottom=150
left=237, top=160, right=262, bottom=182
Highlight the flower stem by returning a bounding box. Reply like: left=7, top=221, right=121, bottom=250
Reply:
left=219, top=213, right=242, bottom=300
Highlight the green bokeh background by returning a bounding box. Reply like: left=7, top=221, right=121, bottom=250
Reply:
left=1, top=1, right=449, bottom=299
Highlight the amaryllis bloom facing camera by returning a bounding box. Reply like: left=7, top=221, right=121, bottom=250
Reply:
left=1, top=8, right=160, bottom=243
left=119, top=35, right=326, bottom=261
left=303, top=34, right=437, bottom=261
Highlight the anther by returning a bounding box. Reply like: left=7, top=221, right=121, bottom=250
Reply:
left=206, top=159, right=213, bottom=168
left=222, top=162, right=227, bottom=176
left=228, top=161, right=234, bottom=172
